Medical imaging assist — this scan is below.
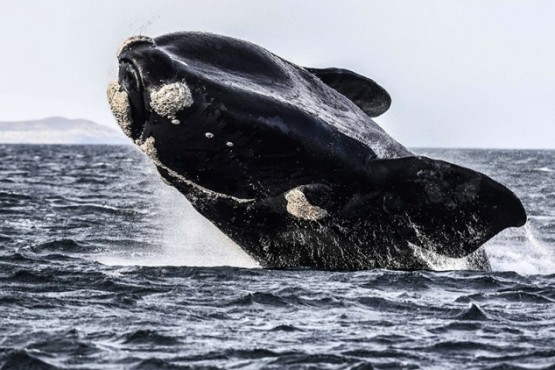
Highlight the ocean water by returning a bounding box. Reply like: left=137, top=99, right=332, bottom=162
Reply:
left=0, top=144, right=554, bottom=370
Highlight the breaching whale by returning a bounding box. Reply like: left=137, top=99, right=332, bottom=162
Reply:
left=108, top=32, right=526, bottom=270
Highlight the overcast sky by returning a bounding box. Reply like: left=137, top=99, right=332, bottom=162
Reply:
left=1, top=0, right=553, bottom=148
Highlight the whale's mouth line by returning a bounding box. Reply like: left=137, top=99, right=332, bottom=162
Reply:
left=118, top=59, right=150, bottom=141
left=154, top=158, right=256, bottom=204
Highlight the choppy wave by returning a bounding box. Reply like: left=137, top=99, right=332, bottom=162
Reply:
left=533, top=167, right=554, bottom=172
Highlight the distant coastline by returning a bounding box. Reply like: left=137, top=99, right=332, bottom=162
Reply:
left=0, top=117, right=129, bottom=145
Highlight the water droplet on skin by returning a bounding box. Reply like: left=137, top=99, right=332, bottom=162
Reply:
left=205, top=132, right=214, bottom=139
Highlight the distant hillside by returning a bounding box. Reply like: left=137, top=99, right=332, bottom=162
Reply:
left=0, top=117, right=129, bottom=144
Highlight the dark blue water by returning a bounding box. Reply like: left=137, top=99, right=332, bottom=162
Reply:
left=0, top=145, right=554, bottom=369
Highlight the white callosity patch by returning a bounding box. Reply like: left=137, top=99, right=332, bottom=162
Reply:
left=107, top=80, right=133, bottom=137
left=140, top=136, right=157, bottom=160
left=117, top=35, right=154, bottom=58
left=149, top=82, right=193, bottom=125
left=285, top=189, right=328, bottom=221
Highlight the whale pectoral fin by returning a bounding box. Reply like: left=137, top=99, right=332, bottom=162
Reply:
left=362, top=156, right=527, bottom=258
left=305, top=67, right=391, bottom=117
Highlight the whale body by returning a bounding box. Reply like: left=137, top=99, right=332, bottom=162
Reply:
left=108, top=32, right=526, bottom=270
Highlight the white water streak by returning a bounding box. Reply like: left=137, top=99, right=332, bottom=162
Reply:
left=486, top=221, right=555, bottom=275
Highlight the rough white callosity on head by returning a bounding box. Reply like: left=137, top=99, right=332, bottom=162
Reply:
left=107, top=80, right=133, bottom=137
left=140, top=136, right=158, bottom=159
left=149, top=82, right=193, bottom=125
left=285, top=189, right=328, bottom=221
left=117, top=35, right=154, bottom=58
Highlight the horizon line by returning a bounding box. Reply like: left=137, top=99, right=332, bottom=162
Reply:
left=0, top=142, right=552, bottom=151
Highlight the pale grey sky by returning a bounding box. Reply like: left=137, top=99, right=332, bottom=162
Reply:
left=1, top=0, right=553, bottom=148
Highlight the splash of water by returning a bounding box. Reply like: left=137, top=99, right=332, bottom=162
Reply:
left=97, top=157, right=258, bottom=268
left=486, top=220, right=555, bottom=275
left=153, top=185, right=259, bottom=268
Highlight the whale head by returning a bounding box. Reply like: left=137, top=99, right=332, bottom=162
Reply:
left=108, top=32, right=392, bottom=200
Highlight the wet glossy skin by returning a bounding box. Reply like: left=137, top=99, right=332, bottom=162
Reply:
left=109, top=32, right=526, bottom=270
left=116, top=33, right=408, bottom=199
